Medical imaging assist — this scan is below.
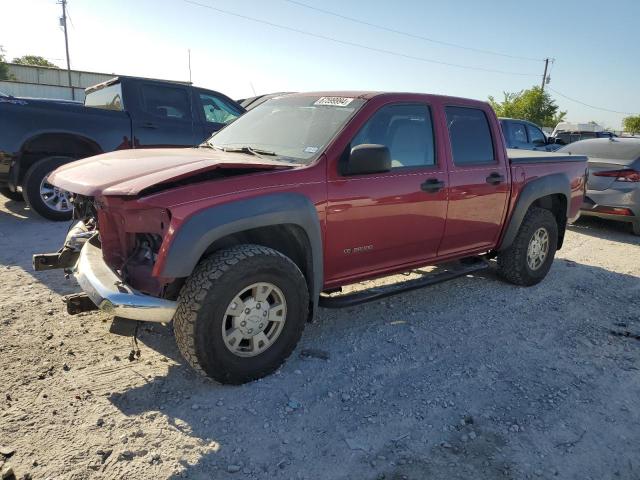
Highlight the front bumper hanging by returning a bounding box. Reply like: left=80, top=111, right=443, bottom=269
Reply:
left=72, top=237, right=177, bottom=323
left=34, top=232, right=177, bottom=323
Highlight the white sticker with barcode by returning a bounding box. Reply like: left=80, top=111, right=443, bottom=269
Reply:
left=314, top=96, right=354, bottom=107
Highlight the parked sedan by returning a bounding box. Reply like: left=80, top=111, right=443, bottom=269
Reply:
left=558, top=138, right=640, bottom=235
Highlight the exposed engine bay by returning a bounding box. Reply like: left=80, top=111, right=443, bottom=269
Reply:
left=33, top=194, right=175, bottom=299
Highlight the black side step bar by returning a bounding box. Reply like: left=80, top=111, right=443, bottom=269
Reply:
left=318, top=259, right=489, bottom=309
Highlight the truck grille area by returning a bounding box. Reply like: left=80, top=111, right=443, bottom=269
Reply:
left=89, top=196, right=172, bottom=296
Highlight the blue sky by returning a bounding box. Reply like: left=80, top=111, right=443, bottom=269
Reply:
left=3, top=0, right=639, bottom=128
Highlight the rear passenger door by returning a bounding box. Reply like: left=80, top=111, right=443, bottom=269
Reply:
left=439, top=106, right=510, bottom=256
left=132, top=83, right=197, bottom=148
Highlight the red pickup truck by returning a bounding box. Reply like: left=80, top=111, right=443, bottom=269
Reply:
left=34, top=92, right=587, bottom=384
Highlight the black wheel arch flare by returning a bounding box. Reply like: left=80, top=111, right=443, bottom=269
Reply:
left=498, top=173, right=571, bottom=251
left=159, top=192, right=323, bottom=316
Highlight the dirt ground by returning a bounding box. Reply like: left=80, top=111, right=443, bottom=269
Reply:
left=1, top=196, right=639, bottom=480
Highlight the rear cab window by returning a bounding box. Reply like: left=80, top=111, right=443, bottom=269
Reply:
left=445, top=106, right=495, bottom=165
left=84, top=83, right=124, bottom=111
left=503, top=120, right=528, bottom=148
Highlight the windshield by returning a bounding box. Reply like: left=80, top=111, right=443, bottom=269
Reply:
left=208, top=95, right=366, bottom=163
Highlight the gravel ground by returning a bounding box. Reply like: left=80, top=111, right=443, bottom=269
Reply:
left=1, top=196, right=639, bottom=480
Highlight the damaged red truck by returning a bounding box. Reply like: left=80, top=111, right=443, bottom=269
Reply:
left=34, top=92, right=588, bottom=384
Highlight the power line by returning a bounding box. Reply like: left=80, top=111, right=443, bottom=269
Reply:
left=283, top=0, right=543, bottom=62
left=182, top=0, right=540, bottom=77
left=548, top=87, right=637, bottom=116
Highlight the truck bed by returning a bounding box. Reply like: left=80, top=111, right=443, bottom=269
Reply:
left=508, top=148, right=587, bottom=164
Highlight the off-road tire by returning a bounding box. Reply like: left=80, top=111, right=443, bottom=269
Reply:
left=23, top=156, right=75, bottom=221
left=0, top=186, right=23, bottom=202
left=497, top=207, right=558, bottom=286
left=173, top=244, right=309, bottom=384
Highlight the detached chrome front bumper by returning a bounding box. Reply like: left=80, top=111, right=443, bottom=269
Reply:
left=73, top=237, right=177, bottom=323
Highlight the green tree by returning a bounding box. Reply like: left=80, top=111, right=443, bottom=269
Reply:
left=0, top=46, right=13, bottom=80
left=488, top=86, right=567, bottom=128
left=12, top=55, right=59, bottom=68
left=623, top=115, right=640, bottom=135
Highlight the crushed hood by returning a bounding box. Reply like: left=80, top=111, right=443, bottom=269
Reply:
left=48, top=148, right=294, bottom=196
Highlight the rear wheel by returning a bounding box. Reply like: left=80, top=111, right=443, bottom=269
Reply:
left=631, top=222, right=640, bottom=236
left=22, top=156, right=75, bottom=221
left=497, top=207, right=558, bottom=286
left=173, top=244, right=309, bottom=384
left=0, top=186, right=23, bottom=202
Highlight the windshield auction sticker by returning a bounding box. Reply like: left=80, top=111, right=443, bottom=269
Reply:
left=314, top=96, right=354, bottom=107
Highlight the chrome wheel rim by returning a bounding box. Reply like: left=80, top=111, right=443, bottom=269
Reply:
left=527, top=227, right=549, bottom=271
left=221, top=282, right=287, bottom=357
left=40, top=177, right=73, bottom=213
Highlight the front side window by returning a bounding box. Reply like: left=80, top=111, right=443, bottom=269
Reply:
left=199, top=93, right=242, bottom=125
left=141, top=84, right=190, bottom=120
left=351, top=104, right=435, bottom=168
left=527, top=124, right=546, bottom=145
left=445, top=106, right=495, bottom=165
left=209, top=95, right=365, bottom=163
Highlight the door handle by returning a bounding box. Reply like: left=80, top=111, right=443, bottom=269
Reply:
left=486, top=172, right=505, bottom=185
left=141, top=122, right=158, bottom=129
left=421, top=178, right=445, bottom=193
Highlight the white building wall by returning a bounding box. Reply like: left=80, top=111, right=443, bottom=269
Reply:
left=2, top=63, right=116, bottom=101
left=0, top=81, right=85, bottom=101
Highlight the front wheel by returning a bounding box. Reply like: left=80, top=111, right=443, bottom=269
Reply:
left=173, top=244, right=309, bottom=384
left=497, top=207, right=558, bottom=286
left=23, top=156, right=75, bottom=221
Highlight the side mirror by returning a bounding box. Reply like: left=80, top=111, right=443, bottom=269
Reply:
left=345, top=144, right=391, bottom=175
left=533, top=138, right=547, bottom=147
left=546, top=137, right=556, bottom=145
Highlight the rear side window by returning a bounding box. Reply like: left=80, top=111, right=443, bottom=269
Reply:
left=351, top=104, right=436, bottom=168
left=445, top=106, right=495, bottom=165
left=141, top=84, right=190, bottom=120
left=85, top=83, right=124, bottom=111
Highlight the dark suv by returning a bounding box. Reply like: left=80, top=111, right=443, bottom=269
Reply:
left=499, top=118, right=557, bottom=151
left=0, top=76, right=244, bottom=220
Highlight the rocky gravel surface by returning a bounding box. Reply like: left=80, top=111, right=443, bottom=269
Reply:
left=1, top=196, right=639, bottom=480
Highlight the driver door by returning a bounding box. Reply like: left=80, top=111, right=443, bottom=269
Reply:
left=325, top=103, right=448, bottom=284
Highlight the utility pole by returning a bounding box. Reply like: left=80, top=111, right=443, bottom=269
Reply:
left=59, top=0, right=74, bottom=100
left=541, top=57, right=550, bottom=92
